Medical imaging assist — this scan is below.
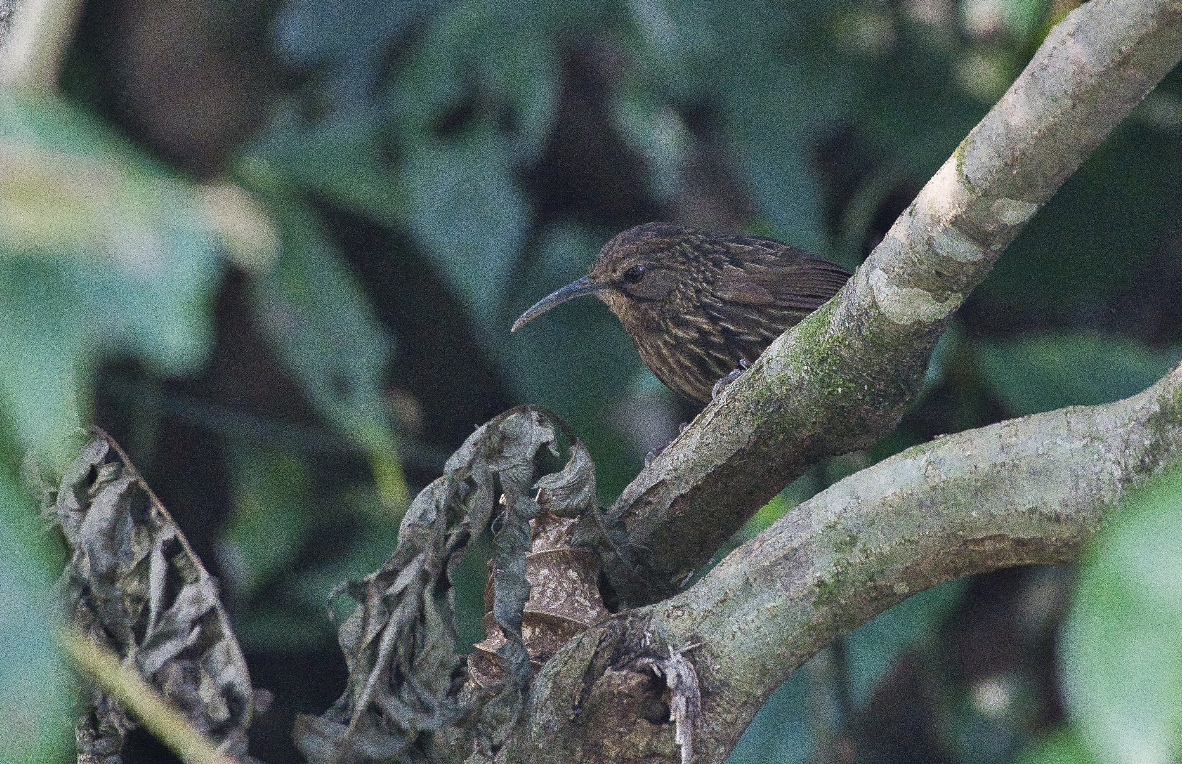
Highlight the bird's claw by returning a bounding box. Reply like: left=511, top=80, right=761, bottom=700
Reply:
left=710, top=359, right=751, bottom=400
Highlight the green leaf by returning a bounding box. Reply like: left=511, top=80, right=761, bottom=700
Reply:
left=0, top=264, right=89, bottom=468
left=728, top=672, right=812, bottom=763
left=729, top=105, right=831, bottom=254
left=1061, top=468, right=1182, bottom=764
left=625, top=0, right=853, bottom=252
left=387, top=0, right=563, bottom=157
left=727, top=575, right=967, bottom=762
left=0, top=92, right=221, bottom=464
left=0, top=92, right=220, bottom=368
left=272, top=0, right=436, bottom=71
left=485, top=31, right=560, bottom=161
left=1014, top=727, right=1101, bottom=764
left=726, top=559, right=965, bottom=762
left=976, top=333, right=1181, bottom=416
left=239, top=174, right=407, bottom=505
left=862, top=59, right=988, bottom=177
left=613, top=80, right=691, bottom=201
left=401, top=123, right=528, bottom=334
left=256, top=0, right=565, bottom=232
left=244, top=107, right=405, bottom=228
left=0, top=468, right=72, bottom=764
left=220, top=444, right=315, bottom=598
left=986, top=123, right=1182, bottom=315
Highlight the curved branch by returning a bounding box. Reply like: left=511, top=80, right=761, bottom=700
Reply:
left=511, top=362, right=1182, bottom=764
left=593, top=0, right=1182, bottom=606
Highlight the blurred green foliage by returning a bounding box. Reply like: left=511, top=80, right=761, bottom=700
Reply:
left=977, top=333, right=1182, bottom=416
left=238, top=164, right=407, bottom=505
left=0, top=454, right=72, bottom=764
left=1057, top=468, right=1182, bottom=764
left=1016, top=469, right=1182, bottom=764
left=0, top=0, right=1179, bottom=760
left=0, top=91, right=221, bottom=467
left=730, top=579, right=971, bottom=763
left=1015, top=727, right=1100, bottom=764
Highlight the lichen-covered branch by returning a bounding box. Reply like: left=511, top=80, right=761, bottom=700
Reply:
left=593, top=0, right=1182, bottom=606
left=510, top=361, right=1182, bottom=764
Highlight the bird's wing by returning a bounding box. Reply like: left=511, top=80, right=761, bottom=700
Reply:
left=710, top=242, right=851, bottom=312
left=770, top=258, right=852, bottom=311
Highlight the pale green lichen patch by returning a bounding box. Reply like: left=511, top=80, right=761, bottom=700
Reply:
left=930, top=226, right=984, bottom=262
left=868, top=268, right=964, bottom=324
left=921, top=156, right=969, bottom=219
left=991, top=197, right=1039, bottom=225
left=954, top=137, right=976, bottom=190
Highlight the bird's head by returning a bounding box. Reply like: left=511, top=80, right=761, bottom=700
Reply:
left=511, top=223, right=701, bottom=333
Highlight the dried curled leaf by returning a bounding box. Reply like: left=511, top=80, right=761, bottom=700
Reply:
left=294, top=406, right=599, bottom=764
left=44, top=430, right=257, bottom=762
left=469, top=455, right=609, bottom=687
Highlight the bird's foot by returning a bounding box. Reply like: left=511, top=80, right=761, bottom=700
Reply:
left=710, top=359, right=751, bottom=400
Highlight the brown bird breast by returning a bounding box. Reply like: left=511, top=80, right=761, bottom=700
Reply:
left=512, top=222, right=851, bottom=404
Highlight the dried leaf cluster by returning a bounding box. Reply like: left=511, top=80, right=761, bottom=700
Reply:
left=41, top=431, right=259, bottom=762
left=294, top=406, right=601, bottom=763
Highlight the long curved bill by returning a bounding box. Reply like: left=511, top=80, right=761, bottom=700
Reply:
left=511, top=276, right=609, bottom=332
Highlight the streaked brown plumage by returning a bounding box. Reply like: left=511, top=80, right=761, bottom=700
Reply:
left=512, top=222, right=851, bottom=404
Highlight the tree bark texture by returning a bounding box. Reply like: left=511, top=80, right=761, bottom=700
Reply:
left=513, top=362, right=1182, bottom=764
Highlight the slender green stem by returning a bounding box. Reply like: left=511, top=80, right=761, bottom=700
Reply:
left=60, top=630, right=242, bottom=764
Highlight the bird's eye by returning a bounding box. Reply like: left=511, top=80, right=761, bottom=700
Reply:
left=623, top=265, right=646, bottom=284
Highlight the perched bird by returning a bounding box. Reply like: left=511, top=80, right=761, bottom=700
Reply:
left=512, top=222, right=851, bottom=404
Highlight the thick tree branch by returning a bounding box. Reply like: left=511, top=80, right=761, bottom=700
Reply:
left=593, top=0, right=1182, bottom=606
left=510, top=361, right=1182, bottom=764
